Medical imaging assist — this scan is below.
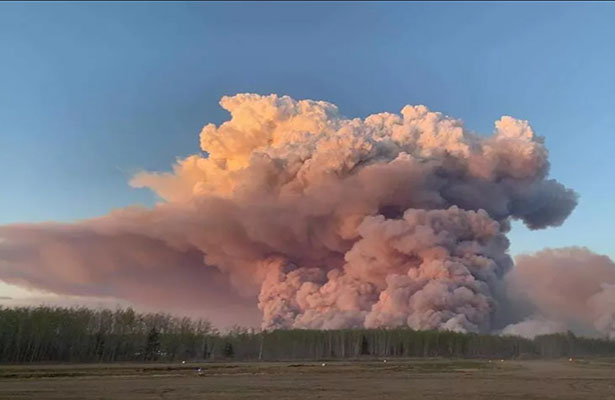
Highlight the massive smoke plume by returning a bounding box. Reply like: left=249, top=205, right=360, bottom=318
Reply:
left=0, top=93, right=596, bottom=334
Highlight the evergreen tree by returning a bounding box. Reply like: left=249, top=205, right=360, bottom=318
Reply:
left=223, top=341, right=234, bottom=358
left=144, top=327, right=161, bottom=361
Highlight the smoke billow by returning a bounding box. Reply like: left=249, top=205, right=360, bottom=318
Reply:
left=0, top=93, right=590, bottom=333
left=504, top=247, right=615, bottom=338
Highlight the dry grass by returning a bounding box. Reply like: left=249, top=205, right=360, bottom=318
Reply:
left=1, top=359, right=614, bottom=399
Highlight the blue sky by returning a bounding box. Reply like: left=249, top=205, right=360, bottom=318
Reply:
left=1, top=2, right=614, bottom=259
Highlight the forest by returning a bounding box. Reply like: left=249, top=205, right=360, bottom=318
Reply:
left=1, top=306, right=615, bottom=363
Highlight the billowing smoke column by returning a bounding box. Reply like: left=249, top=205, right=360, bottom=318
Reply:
left=0, top=94, right=581, bottom=332
left=504, top=248, right=615, bottom=339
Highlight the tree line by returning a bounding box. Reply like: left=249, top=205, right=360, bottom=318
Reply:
left=1, top=306, right=614, bottom=363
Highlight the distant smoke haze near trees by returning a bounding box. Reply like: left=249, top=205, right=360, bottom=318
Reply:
left=1, top=306, right=615, bottom=364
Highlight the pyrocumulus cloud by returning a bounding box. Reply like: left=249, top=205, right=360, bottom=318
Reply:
left=0, top=94, right=588, bottom=333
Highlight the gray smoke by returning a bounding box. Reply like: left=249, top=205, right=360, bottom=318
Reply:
left=0, top=94, right=579, bottom=332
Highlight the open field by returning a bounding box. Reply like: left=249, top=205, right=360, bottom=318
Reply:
left=1, top=359, right=614, bottom=400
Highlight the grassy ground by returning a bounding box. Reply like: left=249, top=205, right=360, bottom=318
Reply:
left=1, top=358, right=614, bottom=399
